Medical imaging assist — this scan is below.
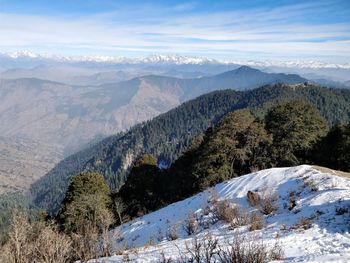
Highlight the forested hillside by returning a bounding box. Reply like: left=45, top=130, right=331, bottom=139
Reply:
left=30, top=83, right=350, bottom=214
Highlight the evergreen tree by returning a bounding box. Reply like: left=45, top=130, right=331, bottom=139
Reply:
left=57, top=172, right=112, bottom=233
left=118, top=154, right=161, bottom=218
left=265, top=101, right=328, bottom=166
left=312, top=125, right=350, bottom=171
left=191, top=109, right=272, bottom=189
left=166, top=109, right=272, bottom=194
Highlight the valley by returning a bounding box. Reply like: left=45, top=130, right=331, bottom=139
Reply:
left=0, top=66, right=307, bottom=194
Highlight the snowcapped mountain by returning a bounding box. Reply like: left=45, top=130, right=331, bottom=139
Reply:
left=92, top=165, right=350, bottom=262
left=2, top=51, right=350, bottom=69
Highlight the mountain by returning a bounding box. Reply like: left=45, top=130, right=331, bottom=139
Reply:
left=0, top=67, right=306, bottom=151
left=2, top=52, right=350, bottom=69
left=313, top=78, right=350, bottom=89
left=92, top=165, right=350, bottom=262
left=2, top=51, right=350, bottom=84
left=29, top=83, right=350, bottom=214
left=0, top=67, right=307, bottom=194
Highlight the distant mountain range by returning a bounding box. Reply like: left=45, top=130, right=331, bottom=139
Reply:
left=2, top=52, right=350, bottom=69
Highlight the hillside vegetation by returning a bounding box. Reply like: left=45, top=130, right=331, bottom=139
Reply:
left=30, top=83, right=350, bottom=214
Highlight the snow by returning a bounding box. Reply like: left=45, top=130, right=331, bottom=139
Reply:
left=3, top=51, right=350, bottom=69
left=90, top=165, right=350, bottom=262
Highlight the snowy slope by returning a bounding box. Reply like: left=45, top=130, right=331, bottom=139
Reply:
left=92, top=165, right=350, bottom=262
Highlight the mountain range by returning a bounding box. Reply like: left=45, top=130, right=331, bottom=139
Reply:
left=0, top=66, right=307, bottom=194
left=2, top=52, right=350, bottom=69
left=0, top=66, right=306, bottom=151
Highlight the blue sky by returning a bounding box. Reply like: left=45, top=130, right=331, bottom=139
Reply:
left=0, top=0, right=349, bottom=63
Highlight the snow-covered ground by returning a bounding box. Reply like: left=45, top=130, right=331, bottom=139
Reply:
left=92, top=165, right=350, bottom=262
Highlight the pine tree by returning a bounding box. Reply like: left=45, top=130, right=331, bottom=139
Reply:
left=265, top=101, right=328, bottom=166
left=57, top=172, right=113, bottom=233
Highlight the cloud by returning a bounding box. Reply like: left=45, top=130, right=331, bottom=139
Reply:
left=0, top=1, right=349, bottom=62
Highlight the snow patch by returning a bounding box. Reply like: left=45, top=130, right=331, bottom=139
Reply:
left=83, top=165, right=350, bottom=262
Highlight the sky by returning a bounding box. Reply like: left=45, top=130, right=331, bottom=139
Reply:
left=0, top=0, right=350, bottom=63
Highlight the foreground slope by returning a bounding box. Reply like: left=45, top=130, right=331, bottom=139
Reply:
left=97, top=165, right=350, bottom=262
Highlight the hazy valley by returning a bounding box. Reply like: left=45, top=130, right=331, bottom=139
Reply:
left=0, top=59, right=310, bottom=193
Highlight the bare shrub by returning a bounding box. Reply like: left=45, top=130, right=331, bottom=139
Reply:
left=148, top=235, right=156, bottom=246
left=246, top=191, right=261, bottom=207
left=0, top=210, right=32, bottom=263
left=0, top=211, right=73, bottom=263
left=259, top=193, right=278, bottom=215
left=183, top=212, right=199, bottom=236
left=166, top=221, right=179, bottom=241
left=249, top=212, right=265, bottom=231
left=32, top=224, right=72, bottom=263
left=212, top=199, right=250, bottom=229
left=304, top=178, right=319, bottom=192
left=99, top=208, right=116, bottom=257
left=114, top=242, right=129, bottom=256
left=198, top=215, right=211, bottom=230
left=288, top=191, right=297, bottom=211
left=175, top=235, right=284, bottom=263
left=122, top=252, right=130, bottom=261
left=229, top=207, right=249, bottom=230
left=71, top=223, right=100, bottom=262
left=217, top=236, right=268, bottom=263
left=296, top=217, right=312, bottom=230
left=203, top=205, right=211, bottom=216
left=157, top=227, right=164, bottom=242
left=114, top=197, right=127, bottom=224
left=269, top=241, right=284, bottom=260
left=209, top=190, right=220, bottom=205
left=159, top=251, right=172, bottom=263
left=212, top=199, right=237, bottom=223
left=177, top=234, right=218, bottom=263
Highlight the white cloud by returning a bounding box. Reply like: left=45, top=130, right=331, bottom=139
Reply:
left=0, top=1, right=349, bottom=62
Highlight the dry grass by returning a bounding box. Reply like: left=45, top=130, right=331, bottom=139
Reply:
left=312, top=165, right=350, bottom=179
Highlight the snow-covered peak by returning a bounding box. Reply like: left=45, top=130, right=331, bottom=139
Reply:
left=2, top=51, right=350, bottom=69
left=140, top=54, right=218, bottom=65
left=7, top=51, right=41, bottom=59
left=93, top=165, right=350, bottom=262
left=227, top=59, right=350, bottom=69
